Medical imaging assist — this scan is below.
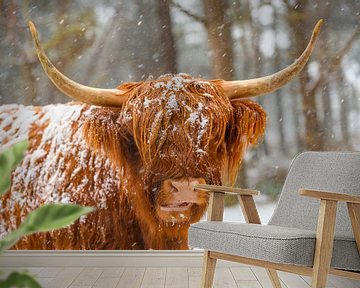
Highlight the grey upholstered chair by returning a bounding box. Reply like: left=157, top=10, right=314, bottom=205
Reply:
left=189, top=151, right=360, bottom=288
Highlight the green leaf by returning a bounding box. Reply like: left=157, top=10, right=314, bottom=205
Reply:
left=0, top=140, right=28, bottom=196
left=20, top=204, right=94, bottom=234
left=0, top=204, right=94, bottom=252
left=0, top=227, right=27, bottom=252
left=0, top=271, right=41, bottom=288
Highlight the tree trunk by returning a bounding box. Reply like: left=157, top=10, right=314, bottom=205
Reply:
left=202, top=0, right=234, bottom=80
left=132, top=0, right=160, bottom=80
left=131, top=0, right=177, bottom=79
left=156, top=0, right=177, bottom=74
left=291, top=84, right=304, bottom=152
left=273, top=14, right=287, bottom=154
left=7, top=0, right=37, bottom=105
left=318, top=0, right=333, bottom=149
left=249, top=10, right=269, bottom=155
left=337, top=70, right=351, bottom=149
left=319, top=37, right=333, bottom=149
left=287, top=2, right=324, bottom=151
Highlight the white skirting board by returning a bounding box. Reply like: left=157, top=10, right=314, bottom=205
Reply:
left=0, top=251, right=247, bottom=267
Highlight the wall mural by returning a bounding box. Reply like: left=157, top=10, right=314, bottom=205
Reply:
left=0, top=21, right=321, bottom=250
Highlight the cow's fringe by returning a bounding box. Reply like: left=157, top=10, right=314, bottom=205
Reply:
left=83, top=74, right=266, bottom=187
left=117, top=75, right=230, bottom=183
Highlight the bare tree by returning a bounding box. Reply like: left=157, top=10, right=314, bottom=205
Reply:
left=273, top=16, right=287, bottom=154
left=337, top=70, right=352, bottom=149
left=2, top=0, right=37, bottom=105
left=130, top=0, right=178, bottom=79
left=284, top=0, right=324, bottom=150
left=283, top=0, right=360, bottom=150
left=202, top=0, right=234, bottom=80
left=156, top=0, right=177, bottom=74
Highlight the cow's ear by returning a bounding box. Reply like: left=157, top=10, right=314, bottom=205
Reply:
left=223, top=100, right=266, bottom=185
left=83, top=107, right=129, bottom=167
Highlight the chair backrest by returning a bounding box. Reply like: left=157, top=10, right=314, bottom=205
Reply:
left=269, top=151, right=360, bottom=238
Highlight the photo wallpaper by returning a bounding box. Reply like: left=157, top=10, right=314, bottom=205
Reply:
left=0, top=1, right=359, bottom=250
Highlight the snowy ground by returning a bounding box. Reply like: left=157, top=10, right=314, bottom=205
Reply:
left=202, top=195, right=277, bottom=224
left=224, top=198, right=277, bottom=224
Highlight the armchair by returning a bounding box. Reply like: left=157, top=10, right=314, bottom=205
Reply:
left=189, top=151, right=360, bottom=288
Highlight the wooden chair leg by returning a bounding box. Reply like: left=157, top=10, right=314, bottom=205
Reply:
left=238, top=196, right=282, bottom=287
left=312, top=200, right=337, bottom=288
left=201, top=250, right=217, bottom=288
left=347, top=202, right=360, bottom=254
left=266, top=269, right=282, bottom=288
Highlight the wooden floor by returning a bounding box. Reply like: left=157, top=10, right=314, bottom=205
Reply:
left=2, top=266, right=359, bottom=288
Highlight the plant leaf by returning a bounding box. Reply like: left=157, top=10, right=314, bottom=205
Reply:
left=0, top=271, right=41, bottom=288
left=0, top=140, right=28, bottom=196
left=20, top=204, right=94, bottom=234
left=0, top=227, right=27, bottom=252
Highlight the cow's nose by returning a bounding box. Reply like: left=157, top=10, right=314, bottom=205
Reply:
left=170, top=178, right=206, bottom=203
left=171, top=178, right=205, bottom=192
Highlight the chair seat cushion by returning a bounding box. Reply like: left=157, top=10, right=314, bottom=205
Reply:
left=189, top=221, right=360, bottom=272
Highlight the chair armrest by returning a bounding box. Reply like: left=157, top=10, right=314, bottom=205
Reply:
left=193, top=184, right=260, bottom=196
left=299, top=189, right=360, bottom=204
left=301, top=189, right=360, bottom=260
left=194, top=184, right=261, bottom=224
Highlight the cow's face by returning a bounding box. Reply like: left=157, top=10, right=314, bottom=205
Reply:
left=117, top=74, right=265, bottom=224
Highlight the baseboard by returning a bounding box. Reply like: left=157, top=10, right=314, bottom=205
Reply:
left=0, top=251, right=247, bottom=267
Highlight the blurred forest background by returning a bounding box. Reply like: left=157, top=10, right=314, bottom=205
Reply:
left=0, top=0, right=359, bottom=202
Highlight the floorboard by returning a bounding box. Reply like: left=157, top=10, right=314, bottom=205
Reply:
left=230, top=267, right=257, bottom=281
left=3, top=265, right=359, bottom=288
left=301, top=275, right=334, bottom=288
left=141, top=267, right=166, bottom=288
left=165, top=267, right=188, bottom=288
left=188, top=267, right=201, bottom=288
left=116, top=267, right=145, bottom=288
left=71, top=267, right=103, bottom=286
left=92, top=277, right=120, bottom=288
left=279, top=271, right=311, bottom=288
left=251, top=267, right=288, bottom=288
left=213, top=267, right=237, bottom=288
left=47, top=267, right=83, bottom=288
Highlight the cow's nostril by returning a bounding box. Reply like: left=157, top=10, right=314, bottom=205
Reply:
left=170, top=183, right=179, bottom=193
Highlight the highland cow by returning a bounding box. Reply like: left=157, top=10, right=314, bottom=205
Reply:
left=0, top=21, right=322, bottom=249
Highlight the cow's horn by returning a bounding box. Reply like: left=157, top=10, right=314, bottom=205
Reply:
left=221, top=19, right=323, bottom=99
left=29, top=21, right=128, bottom=107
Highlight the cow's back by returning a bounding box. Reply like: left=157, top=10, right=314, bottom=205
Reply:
left=0, top=103, right=131, bottom=249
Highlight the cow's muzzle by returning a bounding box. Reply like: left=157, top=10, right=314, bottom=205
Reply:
left=156, top=177, right=208, bottom=223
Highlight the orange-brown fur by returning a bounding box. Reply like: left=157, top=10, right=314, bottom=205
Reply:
left=0, top=74, right=266, bottom=249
